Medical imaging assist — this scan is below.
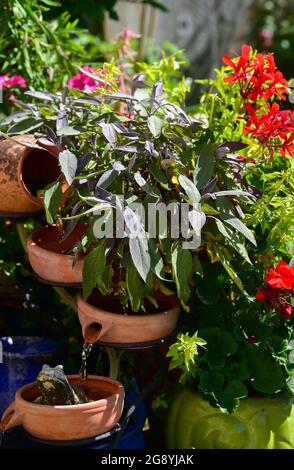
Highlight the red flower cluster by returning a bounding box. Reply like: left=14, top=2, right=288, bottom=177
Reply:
left=223, top=45, right=288, bottom=102
left=265, top=261, right=294, bottom=291
left=244, top=102, right=294, bottom=157
left=223, top=45, right=293, bottom=158
left=256, top=261, right=294, bottom=319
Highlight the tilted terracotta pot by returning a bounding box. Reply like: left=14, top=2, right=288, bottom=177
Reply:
left=1, top=375, right=124, bottom=441
left=27, top=224, right=87, bottom=284
left=0, top=135, right=60, bottom=214
left=77, top=292, right=180, bottom=345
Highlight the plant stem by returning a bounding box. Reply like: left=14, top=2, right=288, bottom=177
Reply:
left=16, top=223, right=28, bottom=251
left=52, top=287, right=77, bottom=312
left=74, top=168, right=107, bottom=180
left=105, top=347, right=119, bottom=380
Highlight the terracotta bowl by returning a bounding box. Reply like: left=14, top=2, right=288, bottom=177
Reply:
left=77, top=292, right=180, bottom=345
left=27, top=224, right=87, bottom=284
left=0, top=135, right=61, bottom=214
left=1, top=375, right=124, bottom=441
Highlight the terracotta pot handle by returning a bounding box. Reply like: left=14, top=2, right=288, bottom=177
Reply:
left=0, top=402, right=23, bottom=431
left=84, top=319, right=113, bottom=344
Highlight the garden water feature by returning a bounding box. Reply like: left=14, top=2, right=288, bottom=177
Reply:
left=1, top=0, right=294, bottom=451
left=79, top=342, right=93, bottom=381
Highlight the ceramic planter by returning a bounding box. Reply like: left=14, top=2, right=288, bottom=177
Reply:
left=166, top=388, right=294, bottom=449
left=77, top=292, right=180, bottom=346
left=1, top=379, right=146, bottom=449
left=1, top=375, right=124, bottom=441
left=0, top=135, right=61, bottom=215
left=27, top=224, right=87, bottom=285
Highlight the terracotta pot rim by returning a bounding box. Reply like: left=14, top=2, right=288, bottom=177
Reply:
left=15, top=374, right=124, bottom=412
left=77, top=293, right=180, bottom=319
left=27, top=224, right=87, bottom=260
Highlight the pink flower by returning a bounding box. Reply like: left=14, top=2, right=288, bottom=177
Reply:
left=259, top=29, right=274, bottom=49
left=68, top=66, right=108, bottom=92
left=118, top=28, right=140, bottom=41
left=0, top=73, right=26, bottom=89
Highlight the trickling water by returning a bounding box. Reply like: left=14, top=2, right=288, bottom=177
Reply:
left=79, top=342, right=93, bottom=381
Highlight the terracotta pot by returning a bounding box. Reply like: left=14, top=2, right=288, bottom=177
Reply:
left=0, top=135, right=60, bottom=214
left=77, top=292, right=180, bottom=345
left=27, top=224, right=87, bottom=284
left=1, top=375, right=124, bottom=441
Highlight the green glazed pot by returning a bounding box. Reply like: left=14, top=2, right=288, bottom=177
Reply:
left=166, top=388, right=294, bottom=449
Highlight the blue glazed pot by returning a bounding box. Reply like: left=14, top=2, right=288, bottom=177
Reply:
left=93, top=382, right=147, bottom=449
left=0, top=336, right=59, bottom=416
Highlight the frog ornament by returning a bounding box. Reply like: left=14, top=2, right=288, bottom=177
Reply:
left=166, top=388, right=294, bottom=449
left=35, top=365, right=89, bottom=405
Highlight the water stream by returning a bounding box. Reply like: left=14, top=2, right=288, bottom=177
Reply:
left=79, top=342, right=93, bottom=381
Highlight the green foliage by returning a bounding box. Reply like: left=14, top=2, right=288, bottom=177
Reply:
left=82, top=241, right=114, bottom=299
left=168, top=259, right=294, bottom=413
left=194, top=60, right=294, bottom=263
left=167, top=331, right=206, bottom=384
left=136, top=50, right=190, bottom=106
left=44, top=0, right=168, bottom=30
left=200, top=327, right=238, bottom=370
left=4, top=59, right=257, bottom=310
left=171, top=241, right=193, bottom=310
left=43, top=181, right=62, bottom=224
left=0, top=0, right=89, bottom=91
left=247, top=158, right=294, bottom=259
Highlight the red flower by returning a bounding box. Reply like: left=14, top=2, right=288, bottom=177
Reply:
left=223, top=45, right=289, bottom=102
left=244, top=102, right=294, bottom=157
left=255, top=261, right=294, bottom=320
left=279, top=303, right=293, bottom=319
left=223, top=44, right=253, bottom=83
left=247, top=53, right=288, bottom=101
left=264, top=261, right=294, bottom=290
left=223, top=45, right=255, bottom=98
left=256, top=288, right=266, bottom=301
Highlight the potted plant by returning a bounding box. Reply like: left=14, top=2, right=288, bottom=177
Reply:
left=164, top=45, right=294, bottom=449
left=166, top=259, right=294, bottom=449
left=3, top=54, right=257, bottom=346
left=27, top=223, right=87, bottom=285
